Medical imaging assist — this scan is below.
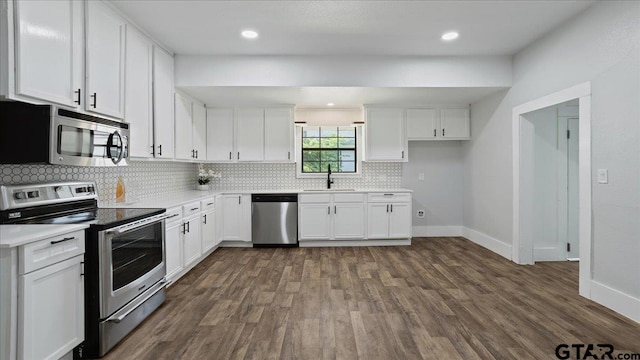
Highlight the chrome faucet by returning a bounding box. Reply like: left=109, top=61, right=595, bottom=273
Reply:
left=327, top=164, right=334, bottom=189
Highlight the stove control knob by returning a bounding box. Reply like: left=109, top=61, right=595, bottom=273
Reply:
left=14, top=192, right=26, bottom=200
left=27, top=191, right=40, bottom=198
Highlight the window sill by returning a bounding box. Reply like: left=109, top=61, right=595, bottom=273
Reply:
left=296, top=172, right=362, bottom=179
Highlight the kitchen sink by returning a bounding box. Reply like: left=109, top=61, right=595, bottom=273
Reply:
left=303, top=189, right=356, bottom=191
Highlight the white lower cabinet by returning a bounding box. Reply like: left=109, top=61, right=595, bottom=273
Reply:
left=367, top=193, right=412, bottom=239
left=219, top=194, right=251, bottom=242
left=164, top=208, right=184, bottom=282
left=201, top=209, right=216, bottom=253
left=299, top=193, right=366, bottom=241
left=182, top=214, right=202, bottom=268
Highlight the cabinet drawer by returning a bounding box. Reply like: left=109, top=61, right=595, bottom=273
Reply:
left=19, top=230, right=85, bottom=274
left=183, top=201, right=201, bottom=216
left=200, top=197, right=215, bottom=211
left=299, top=194, right=332, bottom=203
left=165, top=206, right=183, bottom=225
left=333, top=193, right=365, bottom=203
left=368, top=193, right=411, bottom=203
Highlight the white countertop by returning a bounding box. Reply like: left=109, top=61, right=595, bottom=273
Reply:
left=99, top=188, right=413, bottom=209
left=0, top=224, right=90, bottom=248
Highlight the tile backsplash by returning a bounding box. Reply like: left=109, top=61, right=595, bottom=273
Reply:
left=0, top=161, right=195, bottom=203
left=203, top=162, right=402, bottom=190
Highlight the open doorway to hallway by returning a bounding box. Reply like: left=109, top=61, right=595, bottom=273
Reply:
left=521, top=100, right=579, bottom=262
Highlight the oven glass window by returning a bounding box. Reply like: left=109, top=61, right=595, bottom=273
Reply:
left=58, top=125, right=94, bottom=157
left=111, top=222, right=163, bottom=291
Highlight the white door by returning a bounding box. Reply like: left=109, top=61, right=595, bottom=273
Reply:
left=299, top=204, right=332, bottom=240
left=367, top=203, right=389, bottom=239
left=174, top=93, right=193, bottom=160
left=192, top=102, right=207, bottom=161
left=366, top=108, right=406, bottom=161
left=14, top=0, right=82, bottom=107
left=201, top=210, right=216, bottom=253
left=236, top=108, right=265, bottom=161
left=440, top=109, right=470, bottom=139
left=19, top=255, right=84, bottom=360
left=406, top=109, right=438, bottom=140
left=333, top=203, right=366, bottom=240
left=388, top=203, right=412, bottom=238
left=152, top=47, right=174, bottom=158
left=221, top=195, right=243, bottom=241
left=85, top=0, right=125, bottom=118
left=183, top=215, right=202, bottom=268
left=125, top=25, right=153, bottom=158
left=165, top=222, right=183, bottom=281
left=206, top=108, right=235, bottom=161
left=567, top=118, right=580, bottom=259
left=264, top=108, right=293, bottom=162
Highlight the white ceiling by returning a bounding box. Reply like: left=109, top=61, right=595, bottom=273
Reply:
left=111, top=0, right=594, bottom=106
left=112, top=0, right=594, bottom=56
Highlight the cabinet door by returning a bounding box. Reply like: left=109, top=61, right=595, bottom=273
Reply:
left=14, top=0, right=83, bottom=107
left=388, top=203, right=412, bottom=238
left=165, top=222, right=183, bottom=281
left=206, top=108, right=235, bottom=161
left=264, top=108, right=293, bottom=162
left=440, top=108, right=470, bottom=139
left=221, top=195, right=243, bottom=241
left=85, top=0, right=125, bottom=118
left=406, top=109, right=438, bottom=140
left=367, top=203, right=389, bottom=239
left=365, top=108, right=406, bottom=161
left=236, top=108, right=264, bottom=161
left=125, top=25, right=153, bottom=158
left=201, top=210, right=216, bottom=253
left=192, top=102, right=207, bottom=161
left=153, top=47, right=175, bottom=158
left=333, top=203, right=366, bottom=240
left=174, top=93, right=193, bottom=160
left=299, top=204, right=332, bottom=240
left=19, top=255, right=83, bottom=360
left=183, top=216, right=202, bottom=268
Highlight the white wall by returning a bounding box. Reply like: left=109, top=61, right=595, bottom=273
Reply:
left=463, top=0, right=640, bottom=319
left=403, top=141, right=463, bottom=236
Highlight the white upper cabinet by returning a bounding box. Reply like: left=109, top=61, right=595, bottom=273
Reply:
left=85, top=0, right=125, bottom=118
left=406, top=107, right=470, bottom=140
left=365, top=108, right=407, bottom=162
left=440, top=108, right=470, bottom=139
left=125, top=25, right=153, bottom=158
left=206, top=108, right=235, bottom=161
left=264, top=108, right=293, bottom=162
left=174, top=92, right=193, bottom=160
left=235, top=108, right=264, bottom=162
left=13, top=0, right=83, bottom=107
left=192, top=102, right=207, bottom=161
left=153, top=47, right=175, bottom=159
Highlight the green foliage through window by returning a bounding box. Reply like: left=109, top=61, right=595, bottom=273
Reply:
left=302, top=126, right=356, bottom=173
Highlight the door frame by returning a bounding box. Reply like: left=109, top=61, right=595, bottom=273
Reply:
left=512, top=81, right=592, bottom=298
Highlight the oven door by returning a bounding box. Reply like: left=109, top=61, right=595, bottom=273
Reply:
left=51, top=113, right=129, bottom=167
left=98, top=216, right=166, bottom=318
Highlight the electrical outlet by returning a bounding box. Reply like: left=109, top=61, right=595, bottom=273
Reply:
left=597, top=169, right=608, bottom=184
left=417, top=210, right=425, bottom=218
left=418, top=173, right=425, bottom=180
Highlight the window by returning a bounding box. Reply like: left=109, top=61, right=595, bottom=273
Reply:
left=301, top=126, right=356, bottom=173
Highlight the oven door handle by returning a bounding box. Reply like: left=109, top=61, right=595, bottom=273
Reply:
left=106, top=279, right=167, bottom=323
left=105, top=213, right=177, bottom=235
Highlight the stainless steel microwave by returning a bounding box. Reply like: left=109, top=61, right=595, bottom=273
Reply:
left=0, top=102, right=129, bottom=166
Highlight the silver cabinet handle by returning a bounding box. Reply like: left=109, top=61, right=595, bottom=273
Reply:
left=106, top=280, right=167, bottom=323
left=51, top=236, right=75, bottom=245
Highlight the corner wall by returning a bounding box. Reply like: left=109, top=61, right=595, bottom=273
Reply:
left=462, top=0, right=640, bottom=321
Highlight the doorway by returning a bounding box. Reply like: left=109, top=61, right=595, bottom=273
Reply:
left=512, top=82, right=592, bottom=297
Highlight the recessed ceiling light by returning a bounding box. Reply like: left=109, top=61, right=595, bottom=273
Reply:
left=241, top=30, right=258, bottom=39
left=441, top=32, right=459, bottom=41
left=327, top=102, right=335, bottom=107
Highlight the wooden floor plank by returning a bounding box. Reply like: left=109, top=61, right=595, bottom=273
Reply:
left=103, top=237, right=640, bottom=359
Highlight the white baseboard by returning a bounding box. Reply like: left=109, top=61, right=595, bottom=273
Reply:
left=300, top=239, right=411, bottom=247
left=412, top=226, right=463, bottom=237
left=590, top=280, right=640, bottom=323
left=461, top=227, right=512, bottom=260
left=533, top=246, right=565, bottom=262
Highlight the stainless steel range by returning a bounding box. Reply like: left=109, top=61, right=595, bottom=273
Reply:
left=0, top=182, right=173, bottom=358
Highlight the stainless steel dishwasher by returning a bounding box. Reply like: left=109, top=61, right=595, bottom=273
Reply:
left=251, top=194, right=298, bottom=247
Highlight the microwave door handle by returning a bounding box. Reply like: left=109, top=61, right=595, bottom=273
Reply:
left=107, top=131, right=125, bottom=165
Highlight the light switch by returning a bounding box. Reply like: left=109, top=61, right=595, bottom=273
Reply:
left=597, top=169, right=608, bottom=184
left=418, top=173, right=425, bottom=180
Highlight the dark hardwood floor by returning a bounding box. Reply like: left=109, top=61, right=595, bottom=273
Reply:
left=104, top=237, right=640, bottom=359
